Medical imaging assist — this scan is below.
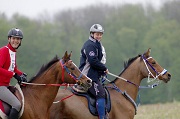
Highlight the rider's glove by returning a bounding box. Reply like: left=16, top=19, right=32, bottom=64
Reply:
left=21, top=73, right=27, bottom=82
left=13, top=73, right=27, bottom=84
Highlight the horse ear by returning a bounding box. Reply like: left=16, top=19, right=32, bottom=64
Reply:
left=68, top=51, right=72, bottom=58
left=65, top=51, right=72, bottom=61
left=144, top=48, right=151, bottom=58
left=62, top=51, right=68, bottom=62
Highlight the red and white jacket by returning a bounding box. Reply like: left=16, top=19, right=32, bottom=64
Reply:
left=0, top=43, right=22, bottom=86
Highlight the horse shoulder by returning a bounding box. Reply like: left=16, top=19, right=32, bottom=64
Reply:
left=109, top=89, right=135, bottom=119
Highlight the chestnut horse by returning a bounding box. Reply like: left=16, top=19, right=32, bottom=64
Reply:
left=50, top=48, right=171, bottom=119
left=0, top=51, right=92, bottom=119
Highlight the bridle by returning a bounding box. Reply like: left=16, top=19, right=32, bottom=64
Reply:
left=105, top=54, right=169, bottom=115
left=141, top=54, right=167, bottom=83
left=107, top=54, right=168, bottom=88
left=21, top=59, right=84, bottom=87
left=60, top=59, right=83, bottom=83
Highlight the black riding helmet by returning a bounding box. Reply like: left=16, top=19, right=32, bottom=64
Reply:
left=8, top=28, right=23, bottom=39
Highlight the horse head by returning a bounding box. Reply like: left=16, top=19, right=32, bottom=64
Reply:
left=141, top=48, right=171, bottom=83
left=61, top=51, right=92, bottom=90
left=13, top=51, right=92, bottom=119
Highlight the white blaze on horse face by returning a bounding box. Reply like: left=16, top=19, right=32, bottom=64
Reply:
left=147, top=57, right=152, bottom=60
left=72, top=62, right=77, bottom=68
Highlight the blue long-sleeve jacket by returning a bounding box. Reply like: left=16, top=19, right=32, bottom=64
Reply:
left=79, top=36, right=107, bottom=81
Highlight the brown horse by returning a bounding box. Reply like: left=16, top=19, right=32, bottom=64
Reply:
left=0, top=51, right=92, bottom=119
left=50, top=48, right=171, bottom=119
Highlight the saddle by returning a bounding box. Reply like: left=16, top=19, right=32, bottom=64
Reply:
left=72, top=87, right=111, bottom=116
left=0, top=84, right=24, bottom=119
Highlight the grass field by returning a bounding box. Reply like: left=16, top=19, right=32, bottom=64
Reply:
left=134, top=101, right=179, bottom=119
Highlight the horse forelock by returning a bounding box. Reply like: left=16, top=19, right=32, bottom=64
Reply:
left=111, top=54, right=141, bottom=83
left=29, top=55, right=60, bottom=82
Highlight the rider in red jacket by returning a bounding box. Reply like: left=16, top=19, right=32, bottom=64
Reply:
left=0, top=28, right=27, bottom=119
left=0, top=43, right=22, bottom=86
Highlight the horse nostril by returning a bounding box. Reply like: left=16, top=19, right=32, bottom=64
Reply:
left=77, top=81, right=80, bottom=85
left=87, top=79, right=91, bottom=83
left=168, top=74, right=171, bottom=79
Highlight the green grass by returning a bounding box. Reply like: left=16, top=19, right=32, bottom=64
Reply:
left=134, top=101, right=180, bottom=119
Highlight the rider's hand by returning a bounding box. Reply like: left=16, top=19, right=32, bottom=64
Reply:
left=13, top=73, right=27, bottom=84
left=21, top=73, right=27, bottom=82
left=104, top=69, right=109, bottom=74
left=13, top=73, right=22, bottom=84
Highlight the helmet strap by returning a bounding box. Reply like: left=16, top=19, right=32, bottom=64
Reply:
left=90, top=33, right=94, bottom=38
left=15, top=43, right=21, bottom=49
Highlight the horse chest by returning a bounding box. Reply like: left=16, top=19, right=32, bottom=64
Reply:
left=110, top=96, right=135, bottom=119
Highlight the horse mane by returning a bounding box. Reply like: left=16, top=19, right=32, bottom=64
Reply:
left=29, top=55, right=60, bottom=83
left=111, top=54, right=141, bottom=83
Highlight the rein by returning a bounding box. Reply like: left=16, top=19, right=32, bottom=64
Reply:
left=107, top=72, right=160, bottom=89
left=107, top=55, right=168, bottom=89
left=21, top=82, right=75, bottom=87
left=108, top=72, right=139, bottom=87
left=104, top=55, right=169, bottom=113
left=21, top=59, right=83, bottom=87
left=53, top=93, right=75, bottom=104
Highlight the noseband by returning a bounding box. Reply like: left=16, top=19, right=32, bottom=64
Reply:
left=108, top=55, right=168, bottom=88
left=141, top=55, right=167, bottom=83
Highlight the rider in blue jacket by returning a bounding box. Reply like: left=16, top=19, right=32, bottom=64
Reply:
left=79, top=24, right=109, bottom=119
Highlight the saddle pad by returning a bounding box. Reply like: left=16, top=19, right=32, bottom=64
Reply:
left=72, top=87, right=111, bottom=116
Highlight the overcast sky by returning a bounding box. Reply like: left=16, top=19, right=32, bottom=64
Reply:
left=0, top=0, right=163, bottom=18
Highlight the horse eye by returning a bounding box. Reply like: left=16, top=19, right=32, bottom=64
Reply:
left=152, top=61, right=156, bottom=64
left=71, top=67, right=75, bottom=70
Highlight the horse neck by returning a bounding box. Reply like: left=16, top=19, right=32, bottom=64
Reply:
left=114, top=57, right=144, bottom=100
left=22, top=64, right=61, bottom=109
